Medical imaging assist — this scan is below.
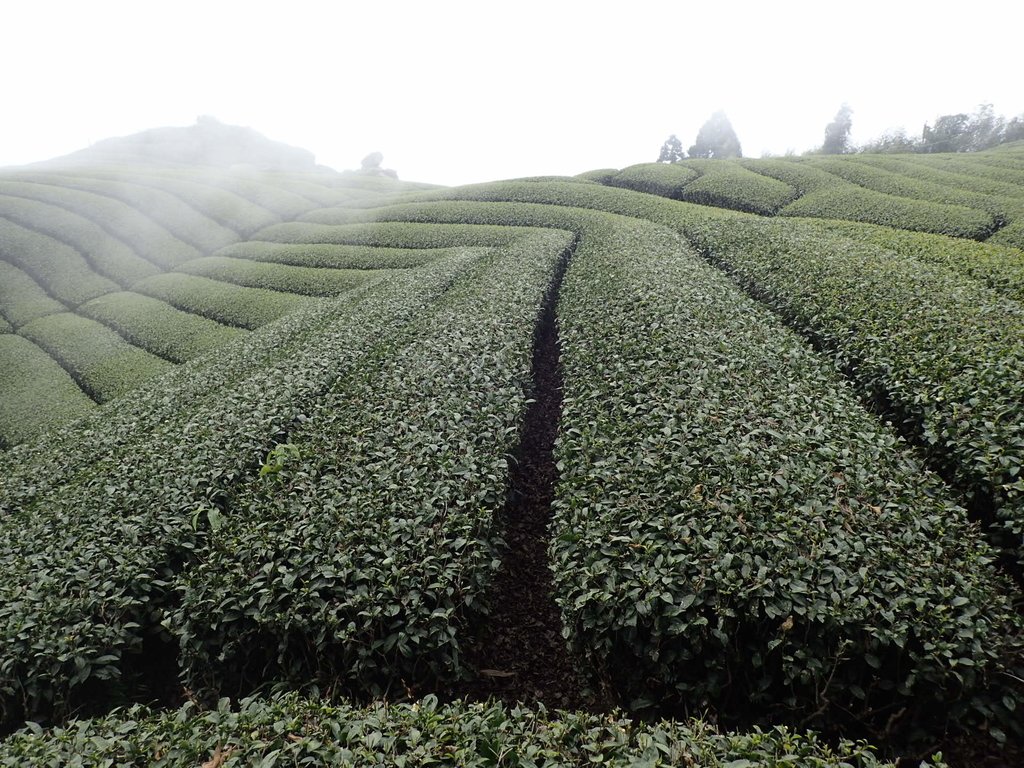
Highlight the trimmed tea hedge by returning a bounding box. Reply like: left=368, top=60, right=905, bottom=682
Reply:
left=800, top=218, right=1024, bottom=303
left=0, top=249, right=500, bottom=729
left=174, top=230, right=572, bottom=700
left=0, top=180, right=198, bottom=268
left=804, top=157, right=1015, bottom=224
left=677, top=159, right=797, bottom=214
left=734, top=160, right=1000, bottom=239
left=988, top=219, right=1024, bottom=250
left=0, top=218, right=117, bottom=306
left=0, top=261, right=65, bottom=328
left=3, top=171, right=240, bottom=254
left=78, top=291, right=245, bottom=363
left=670, top=207, right=1024, bottom=567
left=177, top=256, right=377, bottom=297
left=274, top=188, right=1024, bottom=741
left=259, top=220, right=535, bottom=249
left=17, top=312, right=173, bottom=402
left=548, top=211, right=1022, bottom=734
left=852, top=155, right=1024, bottom=202
left=781, top=182, right=995, bottom=239
left=0, top=196, right=158, bottom=286
left=65, top=167, right=286, bottom=236
left=0, top=335, right=94, bottom=447
left=214, top=241, right=448, bottom=270
left=606, top=163, right=698, bottom=198
left=0, top=693, right=903, bottom=767
left=130, top=273, right=313, bottom=329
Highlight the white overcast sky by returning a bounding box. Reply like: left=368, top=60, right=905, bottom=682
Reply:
left=2, top=1, right=1021, bottom=186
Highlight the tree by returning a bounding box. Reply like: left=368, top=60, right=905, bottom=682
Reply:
left=921, top=113, right=970, bottom=153
left=688, top=112, right=742, bottom=159
left=658, top=134, right=684, bottom=163
left=859, top=128, right=920, bottom=154
left=965, top=103, right=1004, bottom=150
left=822, top=104, right=854, bottom=154
left=1004, top=116, right=1024, bottom=144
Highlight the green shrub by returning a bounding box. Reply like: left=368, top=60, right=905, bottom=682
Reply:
left=213, top=241, right=449, bottom=270
left=799, top=219, right=1024, bottom=303
left=0, top=179, right=198, bottom=268
left=0, top=693, right=903, bottom=767
left=306, top=188, right=1024, bottom=737
left=0, top=261, right=65, bottom=328
left=0, top=334, right=94, bottom=447
left=78, top=291, right=244, bottom=362
left=18, top=312, right=173, bottom=402
left=677, top=159, right=797, bottom=214
left=671, top=208, right=1024, bottom=569
left=0, top=253, right=487, bottom=729
left=174, top=232, right=570, bottom=700
left=550, top=210, right=1021, bottom=735
left=0, top=218, right=117, bottom=306
left=131, top=273, right=312, bottom=329
left=4, top=171, right=240, bottom=254
left=259, top=220, right=534, bottom=248
left=0, top=195, right=159, bottom=286
left=606, top=163, right=698, bottom=198
left=177, top=256, right=378, bottom=296
left=804, top=157, right=1015, bottom=224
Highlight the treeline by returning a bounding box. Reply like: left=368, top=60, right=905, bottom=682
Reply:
left=658, top=104, right=1024, bottom=163
left=824, top=103, right=1024, bottom=155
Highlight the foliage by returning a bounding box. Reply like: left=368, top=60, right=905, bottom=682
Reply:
left=178, top=256, right=378, bottom=297
left=657, top=133, right=685, bottom=163
left=672, top=209, right=1024, bottom=571
left=803, top=156, right=1015, bottom=224
left=78, top=291, right=245, bottom=363
left=688, top=111, right=742, bottom=159
left=0, top=693, right=903, bottom=767
left=18, top=312, right=172, bottom=402
left=549, top=207, right=1022, bottom=735
left=174, top=232, right=568, bottom=701
left=858, top=128, right=921, bottom=154
left=921, top=104, right=1004, bottom=154
left=0, top=179, right=199, bottom=269
left=804, top=219, right=1024, bottom=303
left=574, top=168, right=619, bottom=184
left=214, top=241, right=448, bottom=270
left=0, top=195, right=158, bottom=286
left=822, top=104, right=854, bottom=155
left=676, top=159, right=796, bottom=214
left=606, top=163, right=698, bottom=198
left=0, top=261, right=65, bottom=328
left=258, top=220, right=530, bottom=249
left=131, top=273, right=313, bottom=329
left=0, top=335, right=94, bottom=447
left=0, top=218, right=117, bottom=306
left=0, top=254, right=481, bottom=729
left=779, top=177, right=995, bottom=238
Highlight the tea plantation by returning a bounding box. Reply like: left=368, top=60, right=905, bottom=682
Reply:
left=1, top=146, right=1023, bottom=766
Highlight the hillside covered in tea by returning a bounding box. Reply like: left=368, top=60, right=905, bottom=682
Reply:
left=1, top=130, right=1023, bottom=767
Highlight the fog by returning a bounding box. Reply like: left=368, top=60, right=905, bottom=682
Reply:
left=2, top=0, right=1022, bottom=185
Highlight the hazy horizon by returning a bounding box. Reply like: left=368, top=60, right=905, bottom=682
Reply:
left=3, top=0, right=1022, bottom=186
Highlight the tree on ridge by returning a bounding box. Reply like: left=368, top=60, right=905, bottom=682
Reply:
left=688, top=112, right=742, bottom=159
left=822, top=104, right=854, bottom=154
left=657, top=134, right=685, bottom=163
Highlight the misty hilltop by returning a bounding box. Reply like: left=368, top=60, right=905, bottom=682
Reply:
left=33, top=116, right=319, bottom=172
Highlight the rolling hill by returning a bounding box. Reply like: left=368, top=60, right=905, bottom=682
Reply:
left=1, top=135, right=1023, bottom=766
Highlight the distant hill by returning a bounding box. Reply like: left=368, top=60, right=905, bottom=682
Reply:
left=35, top=116, right=319, bottom=171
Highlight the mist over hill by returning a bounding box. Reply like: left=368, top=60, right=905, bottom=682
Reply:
left=33, top=116, right=319, bottom=172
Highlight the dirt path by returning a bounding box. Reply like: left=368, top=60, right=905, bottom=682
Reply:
left=450, top=237, right=597, bottom=711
